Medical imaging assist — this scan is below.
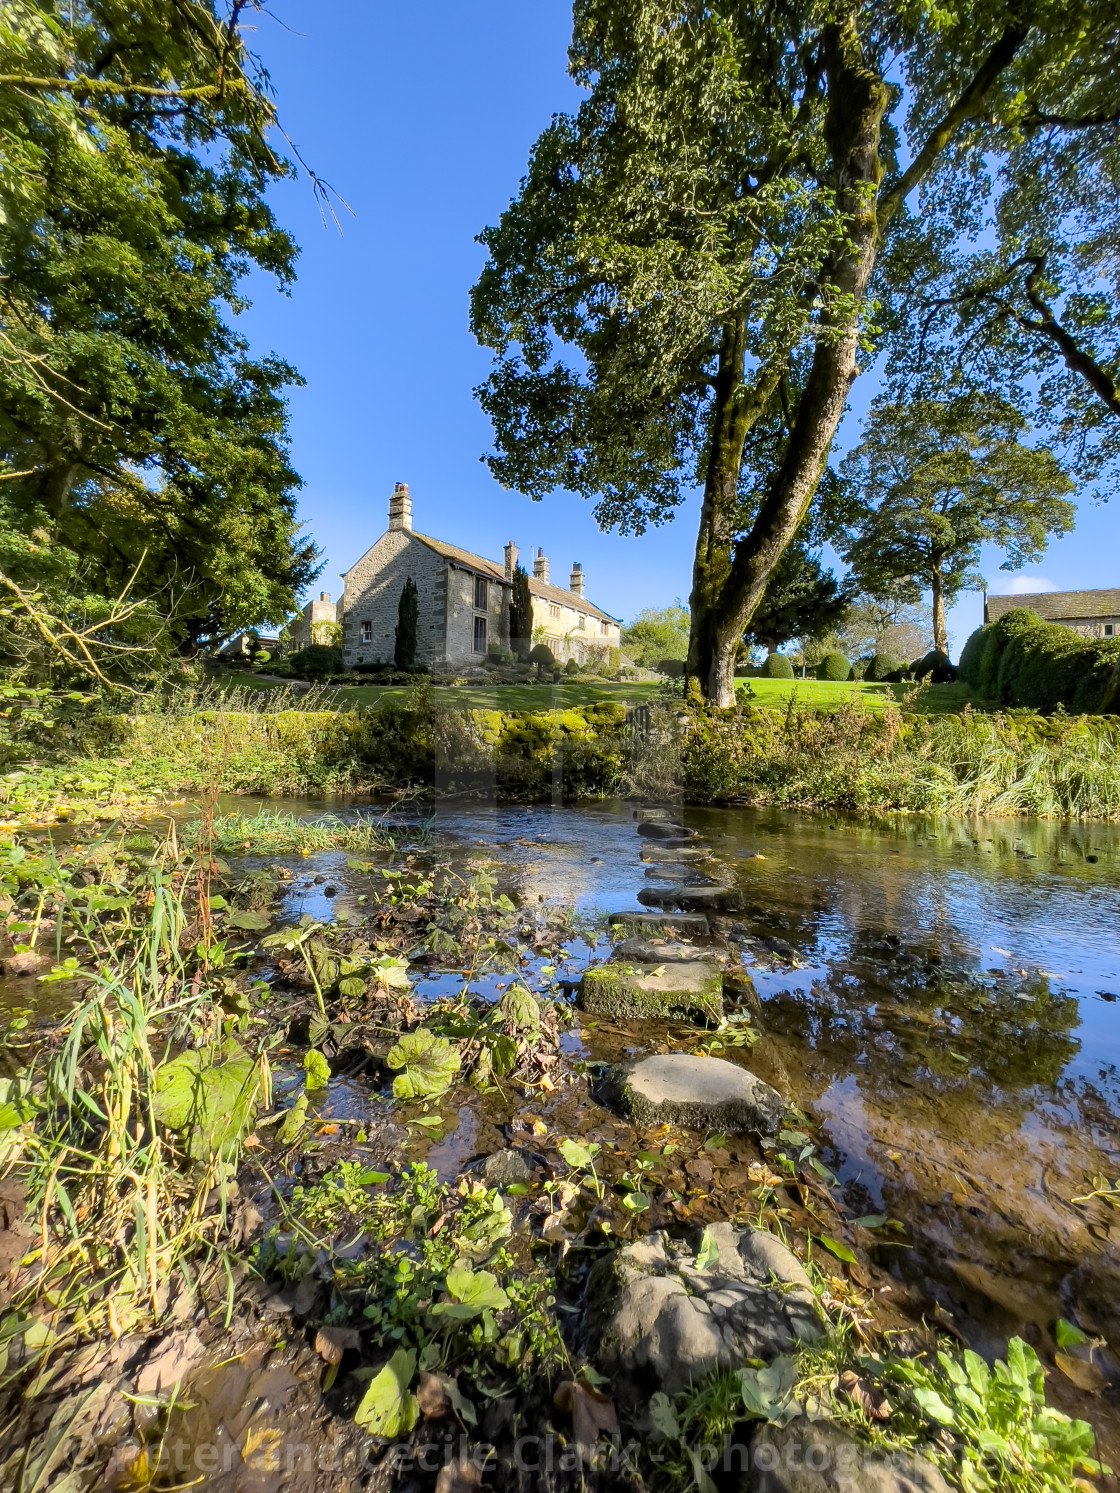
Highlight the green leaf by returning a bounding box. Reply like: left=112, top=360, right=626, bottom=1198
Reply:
left=694, top=1225, right=718, bottom=1270
left=304, top=1049, right=330, bottom=1090
left=353, top=1348, right=419, bottom=1437
left=816, top=1234, right=857, bottom=1264
left=152, top=1043, right=263, bottom=1161
left=277, top=1092, right=308, bottom=1145
left=1054, top=1317, right=1088, bottom=1349
left=371, top=955, right=411, bottom=990
left=558, top=1137, right=601, bottom=1170
left=499, top=985, right=540, bottom=1032
left=852, top=1213, right=889, bottom=1230
left=622, top=1192, right=650, bottom=1212
left=436, top=1263, right=509, bottom=1315
left=228, top=909, right=271, bottom=931
left=649, top=1390, right=679, bottom=1439
left=385, top=1031, right=460, bottom=1100
left=912, top=1387, right=955, bottom=1425
left=488, top=1033, right=519, bottom=1077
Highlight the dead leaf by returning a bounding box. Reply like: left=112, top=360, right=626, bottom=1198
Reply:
left=314, top=1326, right=360, bottom=1365
left=554, top=1380, right=619, bottom=1465
left=1055, top=1352, right=1106, bottom=1392
left=135, top=1331, right=206, bottom=1396
left=418, top=1371, right=452, bottom=1418
left=435, top=1458, right=484, bottom=1492
left=242, top=1424, right=284, bottom=1471
left=839, top=1369, right=892, bottom=1420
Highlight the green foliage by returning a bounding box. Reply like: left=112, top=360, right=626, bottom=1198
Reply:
left=564, top=656, right=580, bottom=675
left=761, top=653, right=795, bottom=680
left=394, top=578, right=419, bottom=671
left=966, top=609, right=1120, bottom=714
left=528, top=643, right=555, bottom=678
left=745, top=544, right=854, bottom=655
left=353, top=1348, right=419, bottom=1437
left=887, top=1338, right=1106, bottom=1490
left=957, top=626, right=991, bottom=688
left=151, top=1041, right=262, bottom=1161
left=621, top=605, right=690, bottom=668
left=867, top=653, right=901, bottom=682
left=385, top=1030, right=461, bottom=1100
left=509, top=565, right=533, bottom=657
left=816, top=652, right=852, bottom=682
left=0, top=0, right=319, bottom=659
left=303, top=1049, right=331, bottom=1091
left=287, top=644, right=343, bottom=681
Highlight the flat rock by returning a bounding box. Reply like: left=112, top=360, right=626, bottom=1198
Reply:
left=1, top=950, right=49, bottom=977
left=607, top=911, right=710, bottom=939
left=598, top=1053, right=782, bottom=1133
left=640, top=845, right=711, bottom=862
left=743, top=1419, right=953, bottom=1492
left=583, top=1224, right=824, bottom=1406
left=579, top=962, right=723, bottom=1023
left=480, top=1147, right=539, bottom=1187
left=638, top=883, right=745, bottom=913
left=637, top=821, right=694, bottom=840
left=644, top=865, right=712, bottom=884
left=611, top=937, right=710, bottom=964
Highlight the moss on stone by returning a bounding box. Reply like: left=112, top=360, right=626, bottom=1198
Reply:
left=578, top=963, right=723, bottom=1023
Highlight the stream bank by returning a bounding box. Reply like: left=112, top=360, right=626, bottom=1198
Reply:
left=0, top=797, right=1118, bottom=1491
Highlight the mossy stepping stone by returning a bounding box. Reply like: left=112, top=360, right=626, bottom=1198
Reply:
left=640, top=845, right=711, bottom=862
left=637, top=821, right=696, bottom=840
left=611, top=937, right=710, bottom=964
left=578, top=961, right=723, bottom=1023
left=598, top=1054, right=783, bottom=1135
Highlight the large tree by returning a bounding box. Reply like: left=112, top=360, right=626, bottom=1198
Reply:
left=620, top=604, right=690, bottom=668
left=742, top=542, right=853, bottom=656
left=839, top=395, right=1075, bottom=653
left=0, top=0, right=319, bottom=662
left=471, top=0, right=1101, bottom=704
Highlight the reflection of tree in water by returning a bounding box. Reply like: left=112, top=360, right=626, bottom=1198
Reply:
left=767, top=921, right=1081, bottom=1092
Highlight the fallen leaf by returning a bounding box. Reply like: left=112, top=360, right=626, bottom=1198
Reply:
left=314, top=1326, right=360, bottom=1365
left=554, top=1379, right=619, bottom=1465
left=242, top=1424, right=284, bottom=1470
left=434, top=1459, right=484, bottom=1492
left=418, top=1371, right=452, bottom=1418
left=1055, top=1352, right=1106, bottom=1392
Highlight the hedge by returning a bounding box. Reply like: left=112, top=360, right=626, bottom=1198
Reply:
left=958, top=609, right=1120, bottom=713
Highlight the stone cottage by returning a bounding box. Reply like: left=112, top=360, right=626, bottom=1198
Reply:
left=338, top=483, right=621, bottom=670
left=287, top=591, right=338, bottom=650
left=984, top=588, right=1120, bottom=640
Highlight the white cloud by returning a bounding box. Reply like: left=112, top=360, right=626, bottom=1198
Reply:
left=993, top=576, right=1058, bottom=595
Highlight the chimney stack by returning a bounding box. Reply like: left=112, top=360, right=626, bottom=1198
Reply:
left=569, top=562, right=584, bottom=597
left=533, top=548, right=549, bottom=583
left=320, top=591, right=330, bottom=603
left=388, top=481, right=412, bottom=532
left=504, top=541, right=518, bottom=580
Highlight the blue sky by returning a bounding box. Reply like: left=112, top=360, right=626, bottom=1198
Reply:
left=238, top=1, right=1116, bottom=656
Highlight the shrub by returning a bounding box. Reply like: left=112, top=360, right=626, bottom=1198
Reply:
left=867, top=653, right=901, bottom=682
left=912, top=649, right=957, bottom=684
left=288, top=644, right=344, bottom=680
left=528, top=643, right=555, bottom=679
left=657, top=658, right=685, bottom=678
left=564, top=657, right=580, bottom=675
left=988, top=608, right=1119, bottom=713
left=760, top=652, right=794, bottom=679
left=956, top=626, right=989, bottom=687
left=394, top=578, right=418, bottom=670
left=816, top=652, right=851, bottom=681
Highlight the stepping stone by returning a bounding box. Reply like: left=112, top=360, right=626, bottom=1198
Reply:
left=639, top=845, right=710, bottom=862
left=643, top=865, right=711, bottom=885
left=611, top=937, right=710, bottom=964
left=607, top=911, right=710, bottom=939
left=578, top=961, right=723, bottom=1023
left=638, top=884, right=745, bottom=913
left=598, top=1053, right=783, bottom=1134
left=637, top=821, right=696, bottom=840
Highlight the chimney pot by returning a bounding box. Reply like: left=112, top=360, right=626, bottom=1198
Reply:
left=504, top=541, right=518, bottom=580
left=569, top=562, right=584, bottom=597
left=388, top=481, right=412, bottom=532
left=532, top=548, right=550, bottom=583
left=320, top=591, right=330, bottom=603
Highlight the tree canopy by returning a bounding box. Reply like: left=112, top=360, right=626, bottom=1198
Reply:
left=0, top=0, right=319, bottom=670
left=620, top=605, right=690, bottom=668
left=742, top=543, right=853, bottom=656
left=839, top=395, right=1075, bottom=654
left=471, top=0, right=1108, bottom=703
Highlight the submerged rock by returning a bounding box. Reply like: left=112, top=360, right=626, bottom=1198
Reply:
left=611, top=937, right=710, bottom=964
left=744, top=1419, right=952, bottom=1492
left=638, top=883, right=746, bottom=913
left=579, top=962, right=724, bottom=1022
left=583, top=1224, right=824, bottom=1405
left=640, top=844, right=711, bottom=862
left=637, top=821, right=695, bottom=840
left=597, top=1053, right=782, bottom=1134
left=480, top=1147, right=539, bottom=1187
left=607, top=911, right=710, bottom=939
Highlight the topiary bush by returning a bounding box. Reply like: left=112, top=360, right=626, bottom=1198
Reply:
left=288, top=644, right=344, bottom=681
left=956, top=626, right=990, bottom=687
left=986, top=608, right=1119, bottom=713
left=912, top=649, right=957, bottom=684
left=564, top=657, right=580, bottom=675
left=816, top=652, right=851, bottom=681
left=657, top=658, right=685, bottom=678
left=760, top=652, right=794, bottom=679
left=867, top=653, right=901, bottom=682
left=528, top=643, right=555, bottom=679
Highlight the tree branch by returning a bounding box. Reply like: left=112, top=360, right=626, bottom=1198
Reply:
left=1017, top=259, right=1120, bottom=418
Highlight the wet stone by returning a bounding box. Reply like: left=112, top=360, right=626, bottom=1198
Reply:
left=637, top=821, right=694, bottom=840
left=611, top=937, right=710, bottom=964
left=608, top=911, right=710, bottom=939
left=638, top=883, right=746, bottom=914
left=583, top=1224, right=825, bottom=1406
left=743, top=1419, right=953, bottom=1493
left=579, top=961, right=724, bottom=1023
left=640, top=844, right=711, bottom=862
left=481, top=1147, right=537, bottom=1187
left=598, top=1053, right=783, bottom=1134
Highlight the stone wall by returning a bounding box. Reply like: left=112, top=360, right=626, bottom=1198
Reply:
left=444, top=564, right=508, bottom=666
left=340, top=533, right=448, bottom=666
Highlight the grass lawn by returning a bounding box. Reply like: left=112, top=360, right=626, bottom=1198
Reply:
left=214, top=671, right=986, bottom=716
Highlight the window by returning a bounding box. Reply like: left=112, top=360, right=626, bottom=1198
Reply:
left=600, top=620, right=609, bottom=636
left=474, top=576, right=488, bottom=610
left=1106, top=623, right=1115, bottom=637
left=548, top=603, right=561, bottom=620
left=473, top=616, right=487, bottom=653
left=577, top=614, right=586, bottom=630
left=360, top=620, right=372, bottom=644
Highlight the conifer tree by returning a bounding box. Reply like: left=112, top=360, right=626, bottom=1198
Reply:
left=394, top=578, right=419, bottom=670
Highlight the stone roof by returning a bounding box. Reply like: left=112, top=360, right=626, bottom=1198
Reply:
left=528, top=574, right=620, bottom=625
left=410, top=532, right=511, bottom=585
left=985, top=588, right=1120, bottom=623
